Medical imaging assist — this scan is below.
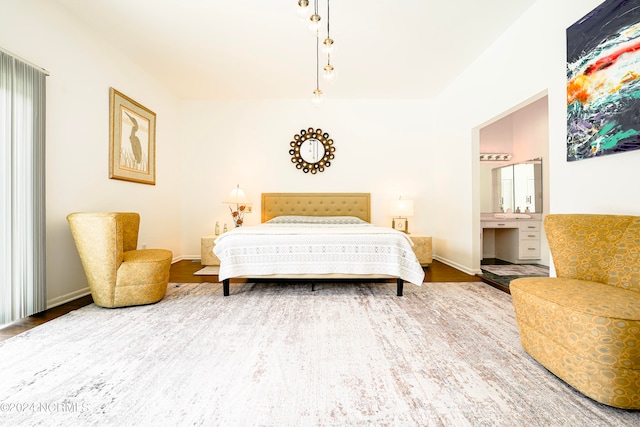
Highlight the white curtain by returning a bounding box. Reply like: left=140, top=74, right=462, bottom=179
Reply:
left=0, top=50, right=47, bottom=325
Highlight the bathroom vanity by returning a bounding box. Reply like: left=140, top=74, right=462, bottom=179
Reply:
left=481, top=215, right=542, bottom=263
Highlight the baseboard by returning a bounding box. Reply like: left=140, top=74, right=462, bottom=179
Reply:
left=47, top=287, right=91, bottom=310
left=433, top=255, right=481, bottom=276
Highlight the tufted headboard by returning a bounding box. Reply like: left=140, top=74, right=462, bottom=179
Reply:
left=261, top=193, right=371, bottom=223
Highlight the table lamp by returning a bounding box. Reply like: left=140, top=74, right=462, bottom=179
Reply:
left=224, top=185, right=251, bottom=227
left=389, top=197, right=414, bottom=233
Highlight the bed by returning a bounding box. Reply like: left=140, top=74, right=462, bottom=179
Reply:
left=213, top=193, right=425, bottom=296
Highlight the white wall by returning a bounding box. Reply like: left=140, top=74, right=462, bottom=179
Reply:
left=431, top=0, right=640, bottom=273
left=480, top=117, right=515, bottom=155
left=512, top=97, right=549, bottom=165
left=178, top=99, right=435, bottom=258
left=0, top=0, right=183, bottom=307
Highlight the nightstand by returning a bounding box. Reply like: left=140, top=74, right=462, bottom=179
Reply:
left=408, top=234, right=432, bottom=266
left=200, top=235, right=220, bottom=266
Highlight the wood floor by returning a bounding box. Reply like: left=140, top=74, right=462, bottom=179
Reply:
left=0, top=260, right=479, bottom=342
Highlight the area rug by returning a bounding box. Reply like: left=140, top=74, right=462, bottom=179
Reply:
left=480, top=264, right=549, bottom=277
left=0, top=281, right=637, bottom=426
left=193, top=266, right=219, bottom=275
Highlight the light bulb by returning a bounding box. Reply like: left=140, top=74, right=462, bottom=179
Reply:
left=322, top=63, right=336, bottom=83
left=297, top=0, right=310, bottom=21
left=311, top=88, right=324, bottom=104
left=308, top=13, right=321, bottom=36
left=322, top=37, right=335, bottom=55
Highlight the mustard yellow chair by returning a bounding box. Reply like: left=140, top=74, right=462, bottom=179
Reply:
left=67, top=212, right=172, bottom=308
left=511, top=214, right=640, bottom=409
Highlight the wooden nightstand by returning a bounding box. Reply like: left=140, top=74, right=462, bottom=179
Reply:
left=200, top=235, right=220, bottom=266
left=408, top=234, right=432, bottom=266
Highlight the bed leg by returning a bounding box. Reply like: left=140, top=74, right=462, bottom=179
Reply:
left=311, top=282, right=316, bottom=292
left=223, top=279, right=230, bottom=296
left=397, top=279, right=404, bottom=296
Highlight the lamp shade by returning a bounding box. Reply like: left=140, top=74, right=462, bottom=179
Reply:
left=224, top=185, right=250, bottom=205
left=389, top=198, right=414, bottom=217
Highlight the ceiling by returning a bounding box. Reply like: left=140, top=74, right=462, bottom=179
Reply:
left=52, top=0, right=537, bottom=100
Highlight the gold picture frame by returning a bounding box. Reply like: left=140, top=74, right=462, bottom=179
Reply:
left=109, top=88, right=156, bottom=185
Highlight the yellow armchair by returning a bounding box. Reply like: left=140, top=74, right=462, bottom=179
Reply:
left=67, top=212, right=172, bottom=308
left=511, top=214, right=640, bottom=409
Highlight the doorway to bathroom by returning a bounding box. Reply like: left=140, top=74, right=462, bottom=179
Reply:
left=476, top=94, right=550, bottom=291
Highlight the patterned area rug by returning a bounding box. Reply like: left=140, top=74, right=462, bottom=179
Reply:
left=480, top=264, right=549, bottom=277
left=0, top=281, right=637, bottom=426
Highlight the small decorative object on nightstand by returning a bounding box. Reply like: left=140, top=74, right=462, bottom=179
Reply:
left=390, top=196, right=414, bottom=233
left=224, top=184, right=251, bottom=227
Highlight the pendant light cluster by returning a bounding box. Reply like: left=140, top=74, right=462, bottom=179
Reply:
left=297, top=0, right=336, bottom=104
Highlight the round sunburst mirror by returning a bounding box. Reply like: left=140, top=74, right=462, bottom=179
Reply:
left=289, top=127, right=336, bottom=174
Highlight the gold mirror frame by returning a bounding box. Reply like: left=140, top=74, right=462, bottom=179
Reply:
left=289, top=127, right=336, bottom=174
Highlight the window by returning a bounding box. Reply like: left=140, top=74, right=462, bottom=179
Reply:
left=0, top=50, right=47, bottom=325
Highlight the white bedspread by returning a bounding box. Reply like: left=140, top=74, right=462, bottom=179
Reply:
left=213, top=221, right=425, bottom=286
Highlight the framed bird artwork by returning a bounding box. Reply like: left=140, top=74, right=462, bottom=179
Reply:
left=109, top=87, right=156, bottom=185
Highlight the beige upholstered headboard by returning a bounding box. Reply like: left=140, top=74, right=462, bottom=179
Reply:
left=261, top=193, right=371, bottom=223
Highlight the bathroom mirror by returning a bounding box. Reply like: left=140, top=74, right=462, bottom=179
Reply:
left=490, top=158, right=542, bottom=213
left=289, top=127, right=336, bottom=174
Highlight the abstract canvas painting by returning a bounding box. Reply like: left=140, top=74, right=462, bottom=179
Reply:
left=567, top=0, right=640, bottom=161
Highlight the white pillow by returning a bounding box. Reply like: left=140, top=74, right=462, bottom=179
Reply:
left=266, top=215, right=368, bottom=225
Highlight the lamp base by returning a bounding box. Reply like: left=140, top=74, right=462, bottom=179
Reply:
left=392, top=217, right=408, bottom=233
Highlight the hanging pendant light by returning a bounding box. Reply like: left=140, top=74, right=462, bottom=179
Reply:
left=323, top=63, right=336, bottom=82
left=297, top=0, right=334, bottom=102
left=322, top=0, right=335, bottom=55
left=312, top=88, right=324, bottom=104
left=297, top=0, right=310, bottom=20
left=322, top=0, right=336, bottom=83
left=308, top=0, right=321, bottom=37
left=322, top=37, right=335, bottom=55
left=309, top=15, right=322, bottom=34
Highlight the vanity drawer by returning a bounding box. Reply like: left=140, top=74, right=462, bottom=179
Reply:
left=481, top=221, right=519, bottom=229
left=519, top=239, right=541, bottom=258
left=520, top=230, right=540, bottom=240
left=520, top=222, right=541, bottom=232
